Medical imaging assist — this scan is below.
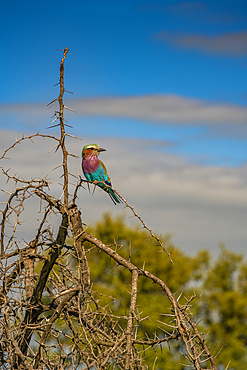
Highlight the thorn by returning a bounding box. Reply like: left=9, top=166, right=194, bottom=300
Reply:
left=64, top=90, right=75, bottom=94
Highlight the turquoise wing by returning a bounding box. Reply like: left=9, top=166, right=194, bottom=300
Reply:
left=98, top=160, right=112, bottom=185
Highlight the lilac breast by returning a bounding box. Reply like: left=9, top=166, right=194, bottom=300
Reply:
left=82, top=155, right=99, bottom=174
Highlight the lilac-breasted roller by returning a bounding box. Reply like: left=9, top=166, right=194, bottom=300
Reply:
left=81, top=144, right=120, bottom=204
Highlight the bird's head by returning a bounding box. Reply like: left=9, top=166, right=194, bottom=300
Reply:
left=82, top=144, right=106, bottom=158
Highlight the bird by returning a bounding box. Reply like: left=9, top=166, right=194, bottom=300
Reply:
left=81, top=144, right=120, bottom=204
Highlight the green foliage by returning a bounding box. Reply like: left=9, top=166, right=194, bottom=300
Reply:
left=197, top=245, right=247, bottom=369
left=87, top=213, right=201, bottom=309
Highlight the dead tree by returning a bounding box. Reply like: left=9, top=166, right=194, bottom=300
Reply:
left=0, top=47, right=223, bottom=369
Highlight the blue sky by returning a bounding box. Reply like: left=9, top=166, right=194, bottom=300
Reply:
left=2, top=0, right=247, bottom=165
left=1, top=0, right=247, bottom=254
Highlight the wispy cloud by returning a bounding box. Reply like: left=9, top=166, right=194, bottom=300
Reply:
left=139, top=1, right=207, bottom=14
left=0, top=102, right=49, bottom=117
left=69, top=95, right=247, bottom=124
left=168, top=1, right=240, bottom=24
left=154, top=31, right=247, bottom=56
left=140, top=1, right=242, bottom=24
left=1, top=95, right=247, bottom=130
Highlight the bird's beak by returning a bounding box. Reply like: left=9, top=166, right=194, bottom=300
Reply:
left=98, top=148, right=106, bottom=152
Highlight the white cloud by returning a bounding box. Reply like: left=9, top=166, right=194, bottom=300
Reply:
left=1, top=95, right=247, bottom=128
left=68, top=95, right=247, bottom=124
left=1, top=130, right=247, bottom=256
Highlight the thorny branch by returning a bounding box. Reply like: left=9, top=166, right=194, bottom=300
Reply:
left=125, top=269, right=138, bottom=369
left=74, top=178, right=174, bottom=263
left=0, top=133, right=59, bottom=162
left=0, top=47, right=222, bottom=369
left=57, top=46, right=69, bottom=207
